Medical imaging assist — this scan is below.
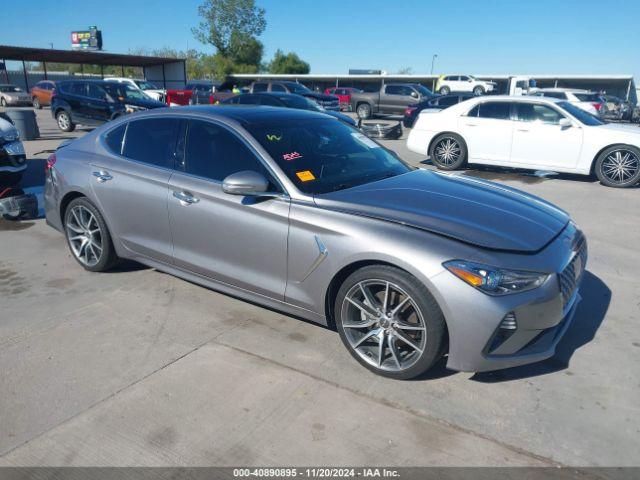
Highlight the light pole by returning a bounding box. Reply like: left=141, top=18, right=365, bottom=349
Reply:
left=430, top=54, right=438, bottom=75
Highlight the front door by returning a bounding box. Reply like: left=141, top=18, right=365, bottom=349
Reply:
left=89, top=118, right=179, bottom=264
left=168, top=119, right=290, bottom=300
left=85, top=83, right=112, bottom=123
left=510, top=102, right=583, bottom=170
left=458, top=101, right=514, bottom=163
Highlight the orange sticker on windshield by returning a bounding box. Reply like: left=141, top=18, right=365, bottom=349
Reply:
left=296, top=170, right=316, bottom=182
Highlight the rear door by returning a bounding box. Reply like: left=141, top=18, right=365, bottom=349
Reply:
left=168, top=119, right=290, bottom=299
left=89, top=118, right=179, bottom=263
left=459, top=101, right=514, bottom=163
left=510, top=101, right=583, bottom=170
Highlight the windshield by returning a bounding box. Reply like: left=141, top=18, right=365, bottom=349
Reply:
left=135, top=80, right=158, bottom=90
left=572, top=92, right=602, bottom=102
left=286, top=83, right=311, bottom=94
left=103, top=84, right=150, bottom=101
left=0, top=85, right=21, bottom=93
left=245, top=118, right=412, bottom=194
left=558, top=101, right=605, bottom=126
left=414, top=84, right=434, bottom=96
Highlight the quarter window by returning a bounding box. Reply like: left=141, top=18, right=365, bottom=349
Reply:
left=122, top=118, right=180, bottom=168
left=103, top=124, right=127, bottom=155
left=183, top=120, right=271, bottom=183
left=516, top=103, right=564, bottom=124
left=87, top=83, right=106, bottom=100
left=253, top=83, right=268, bottom=92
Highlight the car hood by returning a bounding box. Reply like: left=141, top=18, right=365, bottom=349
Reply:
left=325, top=110, right=356, bottom=126
left=122, top=97, right=167, bottom=109
left=595, top=123, right=640, bottom=136
left=4, top=92, right=29, bottom=98
left=314, top=169, right=569, bottom=252
left=302, top=92, right=338, bottom=102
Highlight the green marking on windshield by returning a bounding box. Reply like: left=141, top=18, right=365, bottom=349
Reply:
left=266, top=134, right=282, bottom=141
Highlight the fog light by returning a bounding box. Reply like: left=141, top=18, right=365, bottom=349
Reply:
left=499, top=312, right=517, bottom=330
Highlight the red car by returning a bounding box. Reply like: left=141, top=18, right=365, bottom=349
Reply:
left=325, top=87, right=362, bottom=111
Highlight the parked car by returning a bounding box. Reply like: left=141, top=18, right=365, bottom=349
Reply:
left=0, top=115, right=27, bottom=185
left=104, top=77, right=167, bottom=103
left=249, top=81, right=339, bottom=110
left=0, top=84, right=32, bottom=107
left=407, top=95, right=640, bottom=188
left=30, top=80, right=56, bottom=109
left=222, top=92, right=356, bottom=126
left=403, top=93, right=475, bottom=128
left=51, top=80, right=166, bottom=132
left=350, top=83, right=434, bottom=119
left=532, top=89, right=604, bottom=116
left=165, top=81, right=221, bottom=106
left=601, top=95, right=634, bottom=122
left=435, top=75, right=497, bottom=95
left=325, top=87, right=363, bottom=110
left=44, top=105, right=587, bottom=379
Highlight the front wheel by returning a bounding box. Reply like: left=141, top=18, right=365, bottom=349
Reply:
left=32, top=97, right=42, bottom=109
left=56, top=110, right=75, bottom=132
left=356, top=103, right=372, bottom=119
left=335, top=265, right=447, bottom=380
left=594, top=146, right=640, bottom=188
left=473, top=86, right=485, bottom=95
left=429, top=133, right=467, bottom=170
left=64, top=197, right=119, bottom=272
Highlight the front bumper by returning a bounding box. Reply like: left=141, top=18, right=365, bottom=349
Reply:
left=360, top=121, right=403, bottom=139
left=431, top=227, right=587, bottom=372
left=4, top=98, right=32, bottom=106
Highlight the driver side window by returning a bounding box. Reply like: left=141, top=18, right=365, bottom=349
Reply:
left=516, top=103, right=564, bottom=124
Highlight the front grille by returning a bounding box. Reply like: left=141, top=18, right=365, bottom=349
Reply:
left=558, top=231, right=587, bottom=306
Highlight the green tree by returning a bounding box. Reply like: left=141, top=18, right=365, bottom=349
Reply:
left=192, top=0, right=266, bottom=58
left=267, top=50, right=310, bottom=74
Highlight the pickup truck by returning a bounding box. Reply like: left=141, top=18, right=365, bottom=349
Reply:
left=166, top=81, right=238, bottom=106
left=248, top=81, right=339, bottom=110
left=350, top=83, right=433, bottom=119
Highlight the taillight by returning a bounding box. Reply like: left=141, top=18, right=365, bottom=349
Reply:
left=51, top=88, right=57, bottom=99
left=45, top=153, right=57, bottom=172
left=592, top=102, right=603, bottom=111
left=405, top=107, right=417, bottom=116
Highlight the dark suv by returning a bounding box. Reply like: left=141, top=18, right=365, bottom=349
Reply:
left=51, top=80, right=166, bottom=132
left=249, top=81, right=339, bottom=110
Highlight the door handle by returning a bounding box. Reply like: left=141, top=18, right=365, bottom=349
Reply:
left=92, top=171, right=113, bottom=183
left=517, top=128, right=530, bottom=132
left=173, top=190, right=200, bottom=206
left=464, top=123, right=478, bottom=127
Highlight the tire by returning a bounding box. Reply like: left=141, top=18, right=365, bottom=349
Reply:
left=334, top=265, right=447, bottom=380
left=473, top=86, right=485, bottom=95
left=0, top=97, right=6, bottom=107
left=32, top=97, right=41, bottom=109
left=438, top=86, right=450, bottom=95
left=56, top=110, right=75, bottom=132
left=356, top=103, right=372, bottom=119
left=64, top=197, right=119, bottom=272
left=429, top=133, right=468, bottom=170
left=594, top=145, right=640, bottom=188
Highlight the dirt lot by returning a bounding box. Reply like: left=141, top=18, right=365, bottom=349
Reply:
left=0, top=108, right=639, bottom=467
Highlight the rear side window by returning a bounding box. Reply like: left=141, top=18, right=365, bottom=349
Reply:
left=468, top=102, right=511, bottom=120
left=122, top=118, right=180, bottom=168
left=259, top=96, right=282, bottom=106
left=438, top=96, right=459, bottom=107
left=70, top=83, right=86, bottom=96
left=573, top=93, right=601, bottom=102
left=183, top=120, right=270, bottom=182
left=253, top=83, right=268, bottom=92
left=103, top=124, right=127, bottom=155
left=271, top=84, right=287, bottom=93
left=541, top=91, right=567, bottom=100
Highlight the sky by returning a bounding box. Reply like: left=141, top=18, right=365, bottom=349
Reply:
left=1, top=0, right=639, bottom=79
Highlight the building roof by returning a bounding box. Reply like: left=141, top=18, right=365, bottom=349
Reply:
left=0, top=45, right=183, bottom=67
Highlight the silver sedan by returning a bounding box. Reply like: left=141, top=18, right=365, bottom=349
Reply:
left=44, top=106, right=587, bottom=379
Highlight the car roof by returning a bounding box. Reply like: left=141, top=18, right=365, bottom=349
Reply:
left=134, top=104, right=331, bottom=126
left=538, top=88, right=591, bottom=93
left=468, top=94, right=563, bottom=103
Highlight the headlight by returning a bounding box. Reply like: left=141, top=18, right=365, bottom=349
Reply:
left=443, top=260, right=548, bottom=295
left=2, top=129, right=20, bottom=142
left=125, top=104, right=146, bottom=114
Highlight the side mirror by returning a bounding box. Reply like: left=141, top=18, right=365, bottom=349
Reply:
left=410, top=91, right=418, bottom=98
left=222, top=170, right=274, bottom=197
left=558, top=118, right=572, bottom=128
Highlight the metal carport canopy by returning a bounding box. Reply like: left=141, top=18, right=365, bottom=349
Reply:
left=0, top=45, right=182, bottom=67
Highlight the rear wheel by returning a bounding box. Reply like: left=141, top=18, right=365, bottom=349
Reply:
left=356, top=103, right=372, bottom=119
left=438, top=86, right=450, bottom=95
left=429, top=133, right=467, bottom=170
left=335, top=265, right=447, bottom=380
left=594, top=145, right=640, bottom=188
left=64, top=197, right=118, bottom=272
left=56, top=110, right=75, bottom=132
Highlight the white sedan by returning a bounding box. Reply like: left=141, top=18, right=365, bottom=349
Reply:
left=407, top=95, right=640, bottom=188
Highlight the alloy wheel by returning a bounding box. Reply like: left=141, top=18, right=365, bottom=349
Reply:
left=340, top=280, right=427, bottom=373
left=600, top=149, right=639, bottom=184
left=66, top=205, right=103, bottom=267
left=434, top=138, right=461, bottom=166
left=58, top=113, right=70, bottom=130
